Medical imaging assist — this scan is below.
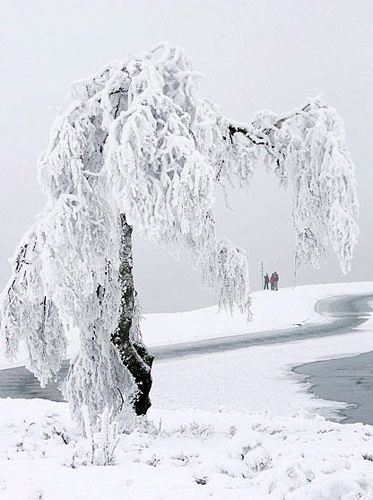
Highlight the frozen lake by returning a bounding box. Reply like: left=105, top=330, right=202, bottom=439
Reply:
left=294, top=351, right=373, bottom=425
left=0, top=293, right=372, bottom=426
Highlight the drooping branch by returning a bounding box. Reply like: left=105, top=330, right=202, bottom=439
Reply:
left=220, top=96, right=359, bottom=274
left=224, top=99, right=320, bottom=175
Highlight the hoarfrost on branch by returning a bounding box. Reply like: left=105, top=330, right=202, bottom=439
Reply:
left=0, top=43, right=359, bottom=423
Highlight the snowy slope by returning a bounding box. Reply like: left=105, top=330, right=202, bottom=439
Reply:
left=142, top=282, right=373, bottom=346
left=0, top=282, right=373, bottom=500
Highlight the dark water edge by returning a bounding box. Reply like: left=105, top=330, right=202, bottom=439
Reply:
left=0, top=360, right=69, bottom=402
left=293, top=352, right=373, bottom=426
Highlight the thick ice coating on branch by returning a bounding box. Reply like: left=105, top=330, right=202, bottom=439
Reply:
left=223, top=97, right=359, bottom=274
left=0, top=43, right=358, bottom=423
left=0, top=225, right=66, bottom=387
left=68, top=42, right=251, bottom=312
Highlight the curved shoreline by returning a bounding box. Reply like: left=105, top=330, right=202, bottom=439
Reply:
left=151, top=293, right=373, bottom=360
left=292, top=294, right=373, bottom=425
left=0, top=293, right=372, bottom=422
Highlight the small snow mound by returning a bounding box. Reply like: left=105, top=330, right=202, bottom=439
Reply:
left=227, top=429, right=262, bottom=459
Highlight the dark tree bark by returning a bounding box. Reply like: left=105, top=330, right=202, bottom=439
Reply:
left=110, top=214, right=154, bottom=415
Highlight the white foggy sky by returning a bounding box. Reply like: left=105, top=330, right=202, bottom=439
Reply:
left=0, top=0, right=372, bottom=312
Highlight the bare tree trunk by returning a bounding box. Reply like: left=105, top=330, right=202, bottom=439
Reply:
left=110, top=214, right=154, bottom=415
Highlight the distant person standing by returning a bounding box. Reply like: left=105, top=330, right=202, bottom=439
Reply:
left=273, top=271, right=279, bottom=291
left=264, top=273, right=269, bottom=290
left=270, top=273, right=275, bottom=290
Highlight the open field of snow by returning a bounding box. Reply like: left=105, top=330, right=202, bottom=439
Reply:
left=1, top=399, right=373, bottom=500
left=1, top=282, right=373, bottom=499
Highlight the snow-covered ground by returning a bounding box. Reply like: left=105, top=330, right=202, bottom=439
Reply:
left=143, top=281, right=373, bottom=346
left=1, top=282, right=373, bottom=499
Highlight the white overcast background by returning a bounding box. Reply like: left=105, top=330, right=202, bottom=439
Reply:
left=1, top=0, right=372, bottom=312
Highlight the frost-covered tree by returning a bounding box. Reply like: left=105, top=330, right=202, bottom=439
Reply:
left=0, top=43, right=358, bottom=424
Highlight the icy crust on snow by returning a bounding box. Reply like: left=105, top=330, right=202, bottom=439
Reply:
left=0, top=400, right=372, bottom=500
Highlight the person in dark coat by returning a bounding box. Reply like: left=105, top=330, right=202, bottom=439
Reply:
left=264, top=273, right=270, bottom=290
